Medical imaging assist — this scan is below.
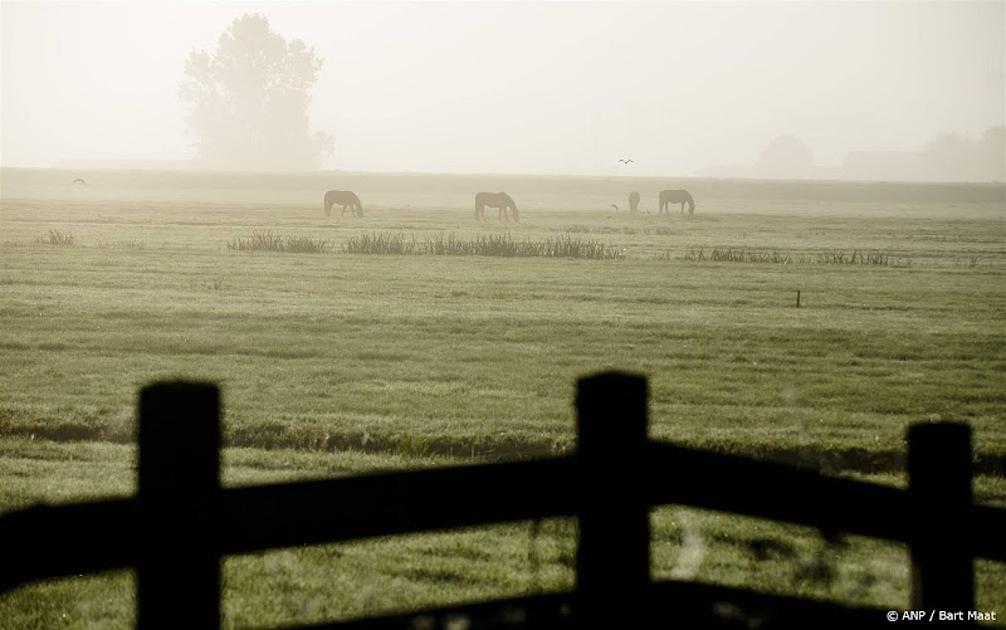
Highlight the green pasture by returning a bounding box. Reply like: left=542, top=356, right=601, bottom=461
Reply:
left=1, top=168, right=1004, bottom=627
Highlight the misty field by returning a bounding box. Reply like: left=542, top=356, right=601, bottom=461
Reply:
left=1, top=169, right=1004, bottom=628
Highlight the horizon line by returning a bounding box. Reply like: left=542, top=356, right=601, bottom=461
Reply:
left=1, top=163, right=1003, bottom=186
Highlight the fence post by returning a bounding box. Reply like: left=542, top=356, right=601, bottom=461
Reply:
left=908, top=422, right=973, bottom=614
left=137, top=381, right=221, bottom=630
left=575, top=371, right=650, bottom=626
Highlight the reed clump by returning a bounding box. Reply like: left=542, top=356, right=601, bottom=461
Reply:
left=228, top=231, right=329, bottom=253
left=36, top=230, right=76, bottom=246
left=344, top=232, right=625, bottom=260
left=681, top=248, right=909, bottom=266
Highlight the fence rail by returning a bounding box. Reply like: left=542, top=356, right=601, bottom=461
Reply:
left=1, top=372, right=1003, bottom=629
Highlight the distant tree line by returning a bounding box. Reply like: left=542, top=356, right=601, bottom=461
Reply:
left=918, top=127, right=1005, bottom=182
left=703, top=127, right=1005, bottom=183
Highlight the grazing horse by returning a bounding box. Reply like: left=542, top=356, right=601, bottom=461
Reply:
left=659, top=189, right=695, bottom=215
left=324, top=190, right=363, bottom=217
left=475, top=192, right=519, bottom=223
left=628, top=191, right=640, bottom=212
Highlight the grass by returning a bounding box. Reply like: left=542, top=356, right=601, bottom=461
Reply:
left=683, top=248, right=793, bottom=264
left=815, top=250, right=909, bottom=266
left=342, top=231, right=416, bottom=254
left=551, top=224, right=675, bottom=236
left=680, top=248, right=913, bottom=266
left=228, top=231, right=329, bottom=253
left=343, top=232, right=625, bottom=259
left=2, top=252, right=1001, bottom=463
left=35, top=230, right=76, bottom=246
left=96, top=240, right=144, bottom=250
left=0, top=168, right=1004, bottom=627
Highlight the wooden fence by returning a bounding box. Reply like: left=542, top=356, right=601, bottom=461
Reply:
left=1, top=372, right=1003, bottom=629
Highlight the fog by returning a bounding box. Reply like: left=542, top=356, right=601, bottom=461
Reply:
left=2, top=1, right=1004, bottom=180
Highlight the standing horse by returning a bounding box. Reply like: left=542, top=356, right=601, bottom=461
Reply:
left=323, top=190, right=364, bottom=217
left=475, top=192, right=519, bottom=223
left=628, top=191, right=641, bottom=212
left=659, top=189, right=695, bottom=215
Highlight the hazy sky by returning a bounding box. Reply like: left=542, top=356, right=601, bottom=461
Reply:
left=1, top=1, right=1003, bottom=176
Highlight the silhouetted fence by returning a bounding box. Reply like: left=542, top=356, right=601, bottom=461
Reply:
left=2, top=372, right=1004, bottom=629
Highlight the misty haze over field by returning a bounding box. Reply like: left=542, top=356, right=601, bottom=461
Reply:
left=4, top=3, right=1006, bottom=627
left=1, top=1, right=1004, bottom=181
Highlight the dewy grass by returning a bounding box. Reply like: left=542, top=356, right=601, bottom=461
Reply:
left=345, top=232, right=625, bottom=260
left=228, top=231, right=329, bottom=253
left=683, top=248, right=792, bottom=264
left=36, top=230, right=76, bottom=246
left=682, top=248, right=910, bottom=266
left=284, top=236, right=331, bottom=253
left=342, top=231, right=418, bottom=255
left=3, top=173, right=1005, bottom=627
left=552, top=225, right=674, bottom=236
left=815, top=250, right=909, bottom=266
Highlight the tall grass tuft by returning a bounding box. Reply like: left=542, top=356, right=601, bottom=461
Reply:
left=97, top=240, right=144, bottom=250
left=344, top=232, right=625, bottom=260
left=683, top=248, right=791, bottom=264
left=815, top=250, right=908, bottom=266
left=342, top=232, right=418, bottom=255
left=285, top=236, right=331, bottom=253
left=681, top=247, right=909, bottom=266
left=36, top=230, right=76, bottom=246
left=552, top=225, right=673, bottom=236
left=228, top=231, right=329, bottom=253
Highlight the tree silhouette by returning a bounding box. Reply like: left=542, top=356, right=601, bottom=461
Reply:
left=180, top=14, right=333, bottom=171
left=980, top=127, right=1006, bottom=181
left=923, top=127, right=1005, bottom=182
left=755, top=135, right=814, bottom=179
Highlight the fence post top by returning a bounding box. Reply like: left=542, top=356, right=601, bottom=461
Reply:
left=141, top=381, right=220, bottom=396
left=577, top=370, right=647, bottom=384
left=576, top=371, right=647, bottom=399
left=907, top=421, right=972, bottom=441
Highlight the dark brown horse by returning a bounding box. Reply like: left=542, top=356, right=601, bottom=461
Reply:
left=659, top=189, right=695, bottom=215
left=475, top=192, right=519, bottom=223
left=629, top=191, right=640, bottom=212
left=323, top=190, right=363, bottom=217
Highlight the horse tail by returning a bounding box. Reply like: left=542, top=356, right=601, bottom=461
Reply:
left=475, top=193, right=485, bottom=220
left=323, top=191, right=332, bottom=216
left=687, top=192, right=695, bottom=214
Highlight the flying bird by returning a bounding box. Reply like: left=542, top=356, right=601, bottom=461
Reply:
left=617, top=159, right=635, bottom=164
left=72, top=178, right=87, bottom=185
